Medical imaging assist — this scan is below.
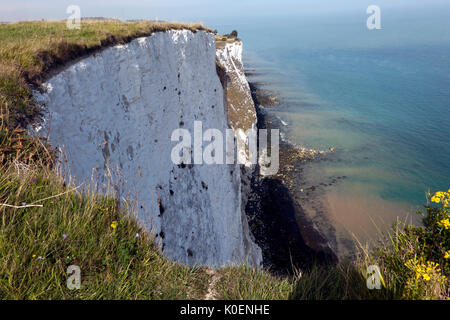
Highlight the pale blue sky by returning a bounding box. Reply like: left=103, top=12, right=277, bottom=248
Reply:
left=1, top=0, right=449, bottom=23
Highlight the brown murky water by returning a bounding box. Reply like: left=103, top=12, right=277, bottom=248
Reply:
left=299, top=164, right=419, bottom=258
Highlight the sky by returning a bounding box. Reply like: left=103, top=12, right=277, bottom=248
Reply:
left=1, top=0, right=449, bottom=23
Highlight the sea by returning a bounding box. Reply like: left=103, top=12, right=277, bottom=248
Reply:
left=208, top=5, right=450, bottom=254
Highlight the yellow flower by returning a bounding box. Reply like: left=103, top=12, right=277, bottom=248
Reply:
left=445, top=251, right=450, bottom=259
left=444, top=199, right=449, bottom=207
left=32, top=254, right=36, bottom=258
left=111, top=221, right=118, bottom=229
left=439, top=218, right=450, bottom=230
left=431, top=190, right=450, bottom=207
left=431, top=196, right=441, bottom=203
left=405, top=258, right=446, bottom=284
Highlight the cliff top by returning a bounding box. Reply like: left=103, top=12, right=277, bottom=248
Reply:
left=215, top=34, right=240, bottom=49
left=0, top=20, right=211, bottom=129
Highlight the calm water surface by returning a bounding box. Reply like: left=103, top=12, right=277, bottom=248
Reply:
left=209, top=6, right=450, bottom=254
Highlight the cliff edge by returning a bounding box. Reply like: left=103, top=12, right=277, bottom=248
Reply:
left=32, top=30, right=262, bottom=267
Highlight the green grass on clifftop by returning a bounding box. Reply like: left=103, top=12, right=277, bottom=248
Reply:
left=0, top=20, right=210, bottom=129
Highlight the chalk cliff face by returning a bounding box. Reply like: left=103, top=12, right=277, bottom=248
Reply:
left=32, top=30, right=262, bottom=267
left=216, top=41, right=257, bottom=167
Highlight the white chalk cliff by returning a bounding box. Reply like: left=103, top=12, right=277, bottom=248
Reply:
left=32, top=30, right=262, bottom=267
left=216, top=41, right=258, bottom=167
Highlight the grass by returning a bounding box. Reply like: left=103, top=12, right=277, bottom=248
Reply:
left=216, top=261, right=398, bottom=300
left=367, top=206, right=450, bottom=299
left=0, top=155, right=395, bottom=300
left=215, top=34, right=240, bottom=50
left=216, top=265, right=294, bottom=300
left=0, top=161, right=213, bottom=299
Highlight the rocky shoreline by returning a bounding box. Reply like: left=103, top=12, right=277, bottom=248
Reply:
left=245, top=80, right=338, bottom=275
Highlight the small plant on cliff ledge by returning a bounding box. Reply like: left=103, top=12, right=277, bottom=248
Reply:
left=223, top=30, right=238, bottom=39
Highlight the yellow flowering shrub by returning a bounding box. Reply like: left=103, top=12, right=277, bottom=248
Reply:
left=430, top=191, right=450, bottom=230
left=431, top=190, right=450, bottom=231
left=404, top=258, right=447, bottom=299
left=372, top=189, right=450, bottom=299
left=405, top=259, right=447, bottom=283
left=431, top=190, right=450, bottom=208
left=445, top=251, right=450, bottom=259
left=440, top=218, right=450, bottom=230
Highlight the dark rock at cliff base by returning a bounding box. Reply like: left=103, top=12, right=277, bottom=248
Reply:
left=249, top=82, right=280, bottom=107
left=246, top=169, right=337, bottom=275
left=245, top=81, right=338, bottom=274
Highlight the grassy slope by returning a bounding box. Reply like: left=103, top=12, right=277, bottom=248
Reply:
left=0, top=164, right=211, bottom=299
left=0, top=20, right=448, bottom=300
left=0, top=161, right=394, bottom=300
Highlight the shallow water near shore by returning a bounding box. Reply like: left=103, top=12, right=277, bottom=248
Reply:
left=210, top=6, right=450, bottom=256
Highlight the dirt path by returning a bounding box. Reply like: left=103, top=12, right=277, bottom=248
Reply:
left=204, top=268, right=220, bottom=300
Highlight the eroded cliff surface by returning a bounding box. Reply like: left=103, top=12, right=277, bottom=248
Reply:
left=32, top=30, right=262, bottom=267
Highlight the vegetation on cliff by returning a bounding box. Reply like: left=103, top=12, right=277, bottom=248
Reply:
left=1, top=147, right=448, bottom=299
left=0, top=20, right=210, bottom=129
left=0, top=20, right=448, bottom=300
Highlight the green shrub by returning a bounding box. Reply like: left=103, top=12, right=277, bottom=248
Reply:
left=368, top=190, right=450, bottom=299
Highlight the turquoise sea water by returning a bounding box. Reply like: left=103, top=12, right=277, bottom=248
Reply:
left=210, top=6, right=450, bottom=248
